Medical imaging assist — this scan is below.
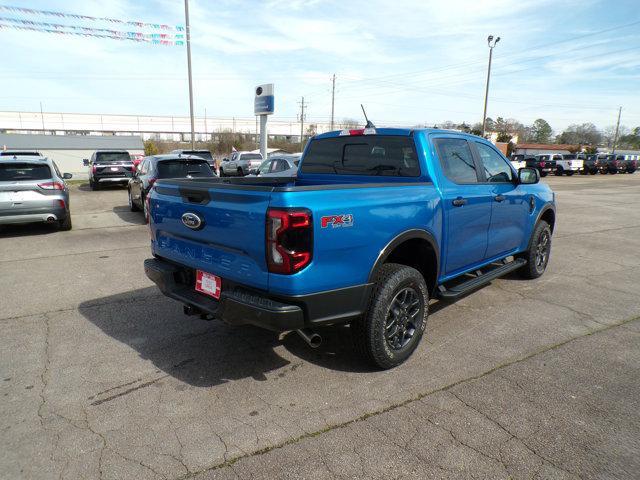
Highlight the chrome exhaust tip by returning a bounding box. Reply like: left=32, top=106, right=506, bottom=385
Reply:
left=296, top=328, right=322, bottom=348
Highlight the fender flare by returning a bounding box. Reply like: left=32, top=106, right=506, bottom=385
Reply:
left=367, top=229, right=440, bottom=284
left=526, top=204, right=556, bottom=251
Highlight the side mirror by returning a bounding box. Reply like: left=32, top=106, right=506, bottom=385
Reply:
left=518, top=167, right=539, bottom=184
left=82, top=159, right=89, bottom=166
left=63, top=173, right=73, bottom=179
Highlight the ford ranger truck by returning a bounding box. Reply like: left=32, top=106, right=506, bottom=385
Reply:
left=144, top=128, right=556, bottom=369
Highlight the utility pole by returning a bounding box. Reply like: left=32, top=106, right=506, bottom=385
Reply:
left=482, top=35, right=500, bottom=137
left=330, top=74, right=336, bottom=130
left=612, top=106, right=622, bottom=155
left=184, top=0, right=195, bottom=148
left=298, top=96, right=306, bottom=149
left=39, top=101, right=45, bottom=132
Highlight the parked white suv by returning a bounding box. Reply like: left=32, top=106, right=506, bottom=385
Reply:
left=220, top=151, right=263, bottom=177
left=555, top=153, right=584, bottom=176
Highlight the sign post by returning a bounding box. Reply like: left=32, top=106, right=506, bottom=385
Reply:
left=254, top=84, right=274, bottom=161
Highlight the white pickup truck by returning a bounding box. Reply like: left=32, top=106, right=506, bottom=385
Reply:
left=555, top=153, right=584, bottom=176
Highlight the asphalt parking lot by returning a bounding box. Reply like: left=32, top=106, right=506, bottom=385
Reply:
left=1, top=175, right=639, bottom=480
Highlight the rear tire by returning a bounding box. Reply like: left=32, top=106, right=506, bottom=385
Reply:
left=540, top=171, right=548, bottom=177
left=566, top=171, right=575, bottom=176
left=518, top=220, right=551, bottom=279
left=58, top=214, right=72, bottom=231
left=237, top=168, right=243, bottom=176
left=555, top=167, right=564, bottom=176
left=142, top=194, right=149, bottom=224
left=128, top=189, right=140, bottom=212
left=90, top=178, right=99, bottom=190
left=351, top=263, right=429, bottom=370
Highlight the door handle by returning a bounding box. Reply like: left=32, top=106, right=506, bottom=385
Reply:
left=452, top=197, right=467, bottom=207
left=494, top=194, right=506, bottom=203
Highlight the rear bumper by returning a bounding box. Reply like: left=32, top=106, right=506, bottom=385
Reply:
left=0, top=206, right=67, bottom=225
left=96, top=176, right=131, bottom=183
left=144, top=257, right=371, bottom=332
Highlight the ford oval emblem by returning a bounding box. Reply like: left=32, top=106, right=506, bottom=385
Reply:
left=181, top=212, right=203, bottom=230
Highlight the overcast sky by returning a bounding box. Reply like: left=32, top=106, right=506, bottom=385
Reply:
left=0, top=0, right=639, bottom=133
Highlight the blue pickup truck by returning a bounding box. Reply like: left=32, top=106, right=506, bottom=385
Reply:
left=144, top=128, right=555, bottom=369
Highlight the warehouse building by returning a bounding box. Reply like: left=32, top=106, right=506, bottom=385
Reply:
left=0, top=133, right=144, bottom=177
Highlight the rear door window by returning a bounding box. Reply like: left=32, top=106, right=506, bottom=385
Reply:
left=302, top=135, right=420, bottom=177
left=156, top=160, right=213, bottom=178
left=0, top=162, right=52, bottom=181
left=434, top=138, right=478, bottom=183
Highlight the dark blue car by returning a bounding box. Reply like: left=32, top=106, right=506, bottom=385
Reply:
left=144, top=128, right=555, bottom=368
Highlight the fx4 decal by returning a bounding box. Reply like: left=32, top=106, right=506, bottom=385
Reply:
left=321, top=214, right=354, bottom=228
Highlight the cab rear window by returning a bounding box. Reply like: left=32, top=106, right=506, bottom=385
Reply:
left=0, top=162, right=51, bottom=181
left=302, top=136, right=420, bottom=177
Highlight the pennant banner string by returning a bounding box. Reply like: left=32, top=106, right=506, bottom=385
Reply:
left=0, top=16, right=184, bottom=39
left=0, top=23, right=185, bottom=45
left=0, top=4, right=184, bottom=31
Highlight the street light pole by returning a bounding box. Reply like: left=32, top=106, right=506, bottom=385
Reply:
left=184, top=0, right=195, bottom=149
left=612, top=106, right=622, bottom=155
left=481, top=35, right=500, bottom=137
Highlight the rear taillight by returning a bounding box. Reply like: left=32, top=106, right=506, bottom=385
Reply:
left=38, top=181, right=64, bottom=190
left=57, top=199, right=66, bottom=209
left=148, top=177, right=157, bottom=187
left=613, top=161, right=619, bottom=166
left=539, top=161, right=546, bottom=168
left=266, top=208, right=312, bottom=274
left=92, top=165, right=97, bottom=173
left=339, top=128, right=376, bottom=136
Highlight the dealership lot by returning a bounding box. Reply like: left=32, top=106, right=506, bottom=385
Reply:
left=1, top=176, right=639, bottom=479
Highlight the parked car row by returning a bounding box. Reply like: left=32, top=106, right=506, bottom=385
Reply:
left=511, top=153, right=637, bottom=176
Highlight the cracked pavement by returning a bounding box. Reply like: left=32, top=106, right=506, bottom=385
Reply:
left=1, top=176, right=639, bottom=479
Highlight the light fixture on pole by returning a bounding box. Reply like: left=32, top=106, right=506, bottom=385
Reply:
left=481, top=35, right=500, bottom=137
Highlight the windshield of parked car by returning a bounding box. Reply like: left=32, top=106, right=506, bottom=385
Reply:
left=302, top=135, right=420, bottom=177
left=95, top=152, right=131, bottom=163
left=156, top=160, right=213, bottom=178
left=240, top=153, right=262, bottom=161
left=256, top=160, right=271, bottom=174
left=182, top=151, right=213, bottom=162
left=0, top=162, right=51, bottom=181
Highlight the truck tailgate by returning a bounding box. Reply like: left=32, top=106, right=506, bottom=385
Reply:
left=149, top=182, right=272, bottom=290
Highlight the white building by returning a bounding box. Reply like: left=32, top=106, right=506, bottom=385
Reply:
left=0, top=110, right=336, bottom=142
left=0, top=133, right=143, bottom=177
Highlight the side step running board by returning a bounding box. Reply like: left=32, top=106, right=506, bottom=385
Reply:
left=437, top=258, right=526, bottom=301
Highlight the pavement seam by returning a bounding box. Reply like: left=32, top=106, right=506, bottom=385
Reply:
left=0, top=244, right=149, bottom=264
left=182, top=314, right=640, bottom=479
left=0, top=293, right=164, bottom=323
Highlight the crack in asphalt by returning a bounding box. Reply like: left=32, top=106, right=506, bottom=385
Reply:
left=183, top=315, right=639, bottom=479
left=448, top=391, right=578, bottom=478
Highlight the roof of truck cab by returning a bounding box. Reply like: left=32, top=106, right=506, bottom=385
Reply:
left=0, top=155, right=49, bottom=162
left=313, top=128, right=482, bottom=140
